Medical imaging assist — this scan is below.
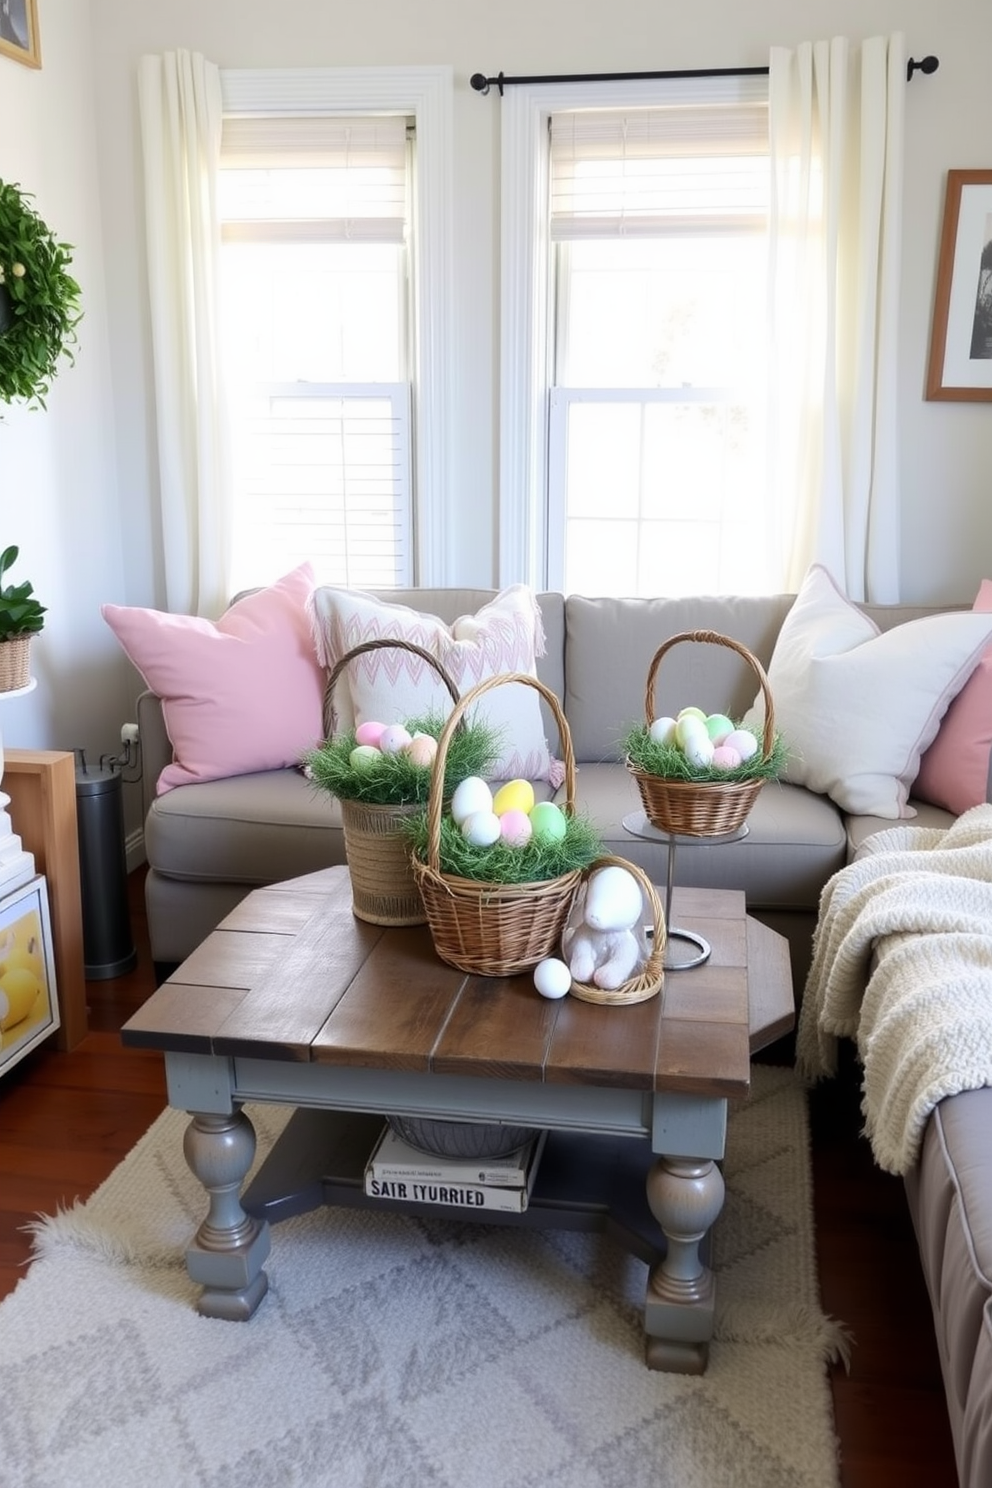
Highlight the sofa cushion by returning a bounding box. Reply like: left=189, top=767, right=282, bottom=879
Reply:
left=745, top=564, right=992, bottom=820
left=564, top=593, right=794, bottom=763
left=103, top=564, right=324, bottom=794
left=914, top=579, right=992, bottom=817
left=555, top=763, right=847, bottom=912
left=309, top=584, right=558, bottom=781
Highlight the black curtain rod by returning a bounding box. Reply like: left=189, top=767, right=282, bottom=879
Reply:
left=469, top=55, right=939, bottom=96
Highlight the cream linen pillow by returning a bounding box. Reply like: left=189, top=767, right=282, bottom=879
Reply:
left=744, top=564, right=992, bottom=819
left=309, top=584, right=556, bottom=781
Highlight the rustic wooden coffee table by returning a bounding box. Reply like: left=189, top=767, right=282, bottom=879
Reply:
left=122, top=866, right=793, bottom=1373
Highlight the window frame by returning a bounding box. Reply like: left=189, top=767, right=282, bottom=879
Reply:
left=499, top=74, right=768, bottom=590
left=220, top=65, right=453, bottom=584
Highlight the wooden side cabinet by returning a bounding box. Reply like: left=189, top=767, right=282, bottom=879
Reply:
left=3, top=750, right=87, bottom=1050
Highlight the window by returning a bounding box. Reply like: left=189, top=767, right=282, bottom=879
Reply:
left=218, top=67, right=453, bottom=591
left=219, top=115, right=413, bottom=590
left=500, top=75, right=770, bottom=596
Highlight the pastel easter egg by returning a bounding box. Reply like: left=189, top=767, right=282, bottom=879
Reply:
left=704, top=713, right=735, bottom=744
left=677, top=706, right=707, bottom=722
left=461, top=809, right=502, bottom=847
left=355, top=720, right=387, bottom=749
left=493, top=778, right=536, bottom=816
left=675, top=713, right=709, bottom=750
left=533, top=957, right=572, bottom=1000
left=499, top=808, right=533, bottom=847
left=349, top=744, right=381, bottom=769
left=683, top=733, right=715, bottom=769
left=405, top=734, right=437, bottom=768
left=378, top=724, right=413, bottom=755
left=711, top=744, right=743, bottom=770
left=724, top=728, right=759, bottom=762
left=648, top=715, right=678, bottom=745
left=529, top=801, right=568, bottom=844
left=451, top=776, right=493, bottom=825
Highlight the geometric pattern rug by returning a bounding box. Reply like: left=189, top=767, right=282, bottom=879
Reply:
left=0, top=1064, right=846, bottom=1488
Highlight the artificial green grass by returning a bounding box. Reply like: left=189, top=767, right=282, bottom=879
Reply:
left=303, top=713, right=502, bottom=805
left=404, top=810, right=603, bottom=885
left=622, top=721, right=789, bottom=783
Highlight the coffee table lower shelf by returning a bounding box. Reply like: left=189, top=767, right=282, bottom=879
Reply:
left=242, top=1107, right=668, bottom=1270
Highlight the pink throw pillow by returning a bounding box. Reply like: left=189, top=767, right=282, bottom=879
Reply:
left=914, top=579, right=992, bottom=815
left=102, top=564, right=324, bottom=793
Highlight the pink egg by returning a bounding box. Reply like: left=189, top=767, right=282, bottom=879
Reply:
left=499, top=808, right=533, bottom=848
left=355, top=720, right=386, bottom=749
left=711, top=745, right=743, bottom=770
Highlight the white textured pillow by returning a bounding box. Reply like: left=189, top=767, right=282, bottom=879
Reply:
left=308, top=584, right=556, bottom=781
left=744, top=564, right=992, bottom=819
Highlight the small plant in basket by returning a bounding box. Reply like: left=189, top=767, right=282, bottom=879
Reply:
left=623, top=710, right=787, bottom=787
left=303, top=711, right=502, bottom=808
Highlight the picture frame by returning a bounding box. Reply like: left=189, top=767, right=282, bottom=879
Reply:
left=0, top=875, right=59, bottom=1077
left=927, top=170, right=992, bottom=402
left=0, top=0, right=41, bottom=70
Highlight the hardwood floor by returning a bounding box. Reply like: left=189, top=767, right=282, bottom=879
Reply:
left=0, top=870, right=960, bottom=1487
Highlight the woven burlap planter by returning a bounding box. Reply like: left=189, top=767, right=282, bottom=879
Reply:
left=0, top=637, right=31, bottom=692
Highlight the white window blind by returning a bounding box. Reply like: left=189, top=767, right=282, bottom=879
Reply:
left=549, top=100, right=769, bottom=239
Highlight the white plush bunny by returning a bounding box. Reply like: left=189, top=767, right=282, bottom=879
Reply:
left=562, top=865, right=649, bottom=990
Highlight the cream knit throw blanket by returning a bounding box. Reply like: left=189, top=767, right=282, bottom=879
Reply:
left=796, top=802, right=992, bottom=1175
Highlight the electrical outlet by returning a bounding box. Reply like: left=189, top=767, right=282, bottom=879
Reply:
left=121, top=722, right=139, bottom=745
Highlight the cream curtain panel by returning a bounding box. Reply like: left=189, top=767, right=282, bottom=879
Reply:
left=138, top=50, right=232, bottom=617
left=767, top=33, right=905, bottom=603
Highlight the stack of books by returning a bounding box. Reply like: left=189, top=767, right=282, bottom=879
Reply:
left=363, top=1124, right=547, bottom=1213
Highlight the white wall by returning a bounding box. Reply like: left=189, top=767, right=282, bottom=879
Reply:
left=0, top=0, right=125, bottom=769
left=4, top=0, right=992, bottom=784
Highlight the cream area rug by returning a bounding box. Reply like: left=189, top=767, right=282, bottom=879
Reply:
left=0, top=1065, right=845, bottom=1488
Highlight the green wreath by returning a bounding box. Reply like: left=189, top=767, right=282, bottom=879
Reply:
left=0, top=179, right=82, bottom=409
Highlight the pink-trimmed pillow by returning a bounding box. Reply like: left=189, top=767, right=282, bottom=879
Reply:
left=102, top=564, right=324, bottom=794
left=914, top=580, right=992, bottom=815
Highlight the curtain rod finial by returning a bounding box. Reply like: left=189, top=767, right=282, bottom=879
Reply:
left=907, top=55, right=939, bottom=81
left=470, top=73, right=490, bottom=95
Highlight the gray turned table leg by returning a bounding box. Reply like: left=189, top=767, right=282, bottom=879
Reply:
left=643, top=1154, right=726, bottom=1373
left=182, top=1109, right=271, bottom=1320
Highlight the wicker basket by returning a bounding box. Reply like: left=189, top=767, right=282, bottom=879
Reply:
left=324, top=638, right=461, bottom=927
left=412, top=673, right=582, bottom=977
left=0, top=637, right=31, bottom=693
left=565, top=855, right=667, bottom=1007
left=626, top=630, right=776, bottom=838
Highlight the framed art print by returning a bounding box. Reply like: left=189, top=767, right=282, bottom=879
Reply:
left=927, top=169, right=992, bottom=401
left=0, top=876, right=58, bottom=1077
left=0, top=0, right=41, bottom=69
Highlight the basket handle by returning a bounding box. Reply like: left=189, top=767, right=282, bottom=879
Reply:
left=423, top=672, right=576, bottom=876
left=643, top=630, right=776, bottom=761
left=575, top=854, right=667, bottom=982
left=322, top=638, right=461, bottom=739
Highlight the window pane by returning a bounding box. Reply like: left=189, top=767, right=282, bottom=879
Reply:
left=222, top=242, right=405, bottom=384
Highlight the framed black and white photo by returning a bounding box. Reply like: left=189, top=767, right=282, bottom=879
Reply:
left=0, top=0, right=40, bottom=70
left=927, top=169, right=992, bottom=401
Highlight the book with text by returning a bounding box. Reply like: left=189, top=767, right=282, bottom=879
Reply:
left=368, top=1124, right=541, bottom=1189
left=364, top=1129, right=547, bottom=1213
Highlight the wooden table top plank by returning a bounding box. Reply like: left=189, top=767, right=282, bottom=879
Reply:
left=655, top=1016, right=751, bottom=1097
left=746, top=918, right=796, bottom=1052
left=311, top=928, right=469, bottom=1072
left=210, top=899, right=387, bottom=1059
left=660, top=965, right=749, bottom=1030
left=431, top=974, right=561, bottom=1081
left=121, top=982, right=249, bottom=1051
left=543, top=992, right=663, bottom=1089
left=216, top=883, right=346, bottom=936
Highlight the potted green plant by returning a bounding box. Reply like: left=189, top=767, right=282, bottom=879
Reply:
left=0, top=179, right=83, bottom=410
left=0, top=546, right=46, bottom=691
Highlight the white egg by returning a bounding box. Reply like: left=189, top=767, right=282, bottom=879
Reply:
left=533, top=957, right=572, bottom=999
left=724, top=728, right=759, bottom=762
left=378, top=723, right=413, bottom=755
left=683, top=733, right=715, bottom=769
left=649, top=715, right=678, bottom=745
left=451, top=776, right=493, bottom=825
left=461, top=809, right=502, bottom=847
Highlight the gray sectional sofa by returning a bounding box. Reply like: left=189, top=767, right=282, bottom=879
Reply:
left=136, top=584, right=989, bottom=1488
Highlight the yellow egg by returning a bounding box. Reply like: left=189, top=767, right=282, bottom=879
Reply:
left=0, top=968, right=40, bottom=1028
left=492, top=779, right=535, bottom=816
